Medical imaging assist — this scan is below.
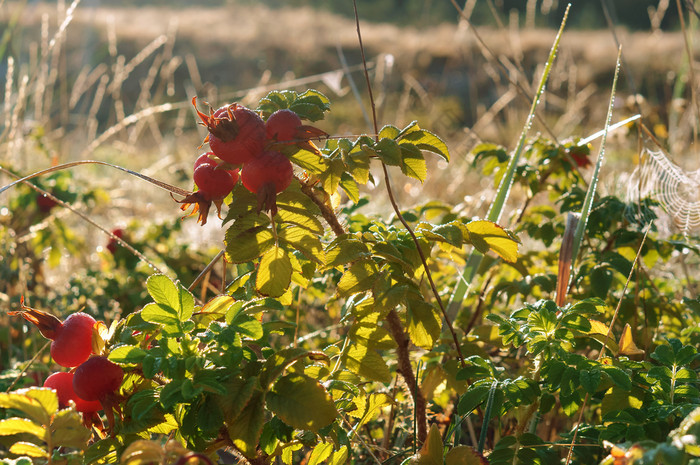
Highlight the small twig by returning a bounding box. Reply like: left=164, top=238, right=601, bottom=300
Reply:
left=298, top=180, right=345, bottom=237
left=6, top=341, right=51, bottom=392
left=188, top=250, right=225, bottom=292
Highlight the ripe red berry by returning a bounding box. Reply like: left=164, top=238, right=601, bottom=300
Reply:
left=36, top=193, right=59, bottom=213
left=50, top=312, right=96, bottom=368
left=192, top=152, right=240, bottom=201
left=241, top=150, right=294, bottom=195
left=266, top=109, right=302, bottom=142
left=193, top=98, right=265, bottom=165
left=73, top=356, right=124, bottom=402
left=44, top=372, right=102, bottom=413
left=106, top=228, right=124, bottom=255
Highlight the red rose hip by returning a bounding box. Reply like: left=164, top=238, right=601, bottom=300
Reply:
left=44, top=371, right=102, bottom=413
left=266, top=109, right=302, bottom=142
left=241, top=150, right=294, bottom=195
left=73, top=356, right=124, bottom=402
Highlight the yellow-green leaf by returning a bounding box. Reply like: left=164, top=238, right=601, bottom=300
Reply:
left=343, top=344, right=391, bottom=383
left=0, top=390, right=51, bottom=425
left=400, top=143, right=427, bottom=182
left=256, top=246, right=293, bottom=297
left=351, top=392, right=394, bottom=428
left=0, top=418, right=46, bottom=441
left=339, top=172, right=360, bottom=203
left=465, top=220, right=520, bottom=263
left=324, top=236, right=370, bottom=268
left=227, top=391, right=266, bottom=457
left=337, top=259, right=379, bottom=297
left=50, top=407, right=91, bottom=449
left=401, top=129, right=450, bottom=162
left=278, top=226, right=324, bottom=263
left=407, top=300, right=442, bottom=350
left=266, top=374, right=337, bottom=432
left=10, top=441, right=48, bottom=458
left=225, top=226, right=275, bottom=263
left=308, top=441, right=334, bottom=465
left=320, top=157, right=346, bottom=194
left=288, top=147, right=328, bottom=174
left=23, top=388, right=59, bottom=418
left=410, top=423, right=444, bottom=464
left=444, top=446, right=489, bottom=465
left=349, top=323, right=397, bottom=350
left=328, top=446, right=350, bottom=465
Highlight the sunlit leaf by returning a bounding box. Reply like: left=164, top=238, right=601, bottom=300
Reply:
left=0, top=390, right=51, bottom=425
left=465, top=220, right=520, bottom=263
left=407, top=299, right=442, bottom=350
left=343, top=344, right=391, bottom=383
left=227, top=391, right=266, bottom=456
left=256, top=246, right=293, bottom=297
left=400, top=143, right=427, bottom=182
left=0, top=418, right=46, bottom=441
left=9, top=442, right=47, bottom=458
left=50, top=407, right=91, bottom=448
left=225, top=226, right=275, bottom=263
left=409, top=423, right=443, bottom=464
left=266, top=374, right=337, bottom=432
left=337, top=259, right=379, bottom=297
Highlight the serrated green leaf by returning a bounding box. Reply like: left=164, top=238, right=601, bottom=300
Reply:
left=400, top=143, right=427, bottom=182
left=266, top=374, right=337, bottom=432
left=50, top=407, right=91, bottom=448
left=308, top=441, right=334, bottom=465
left=277, top=204, right=324, bottom=235
left=259, top=348, right=327, bottom=390
left=407, top=299, right=442, bottom=350
left=84, top=438, right=120, bottom=464
left=400, top=129, right=450, bottom=162
left=600, top=365, right=632, bottom=390
left=225, top=226, right=275, bottom=263
left=288, top=147, right=327, bottom=174
left=328, top=446, right=349, bottom=465
left=236, top=317, right=264, bottom=340
left=228, top=391, right=266, bottom=456
left=339, top=172, right=360, bottom=203
left=320, top=157, right=345, bottom=194
left=216, top=377, right=256, bottom=421
left=375, top=137, right=401, bottom=166
left=345, top=151, right=371, bottom=185
left=256, top=246, right=293, bottom=297
left=579, top=369, right=601, bottom=395
left=343, top=344, right=391, bottom=383
left=278, top=226, right=324, bottom=263
left=337, top=259, right=379, bottom=297
left=0, top=418, right=46, bottom=441
left=109, top=345, right=147, bottom=365
left=23, top=388, right=58, bottom=419
left=0, top=391, right=51, bottom=426
left=457, top=385, right=491, bottom=415
left=141, top=303, right=179, bottom=328
left=352, top=392, right=394, bottom=428
left=378, top=125, right=400, bottom=139
left=9, top=442, right=47, bottom=458
left=146, top=275, right=194, bottom=323
left=324, top=236, right=370, bottom=268
left=348, top=323, right=397, bottom=350
left=465, top=220, right=520, bottom=263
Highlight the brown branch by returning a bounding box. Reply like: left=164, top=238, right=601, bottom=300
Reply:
left=299, top=180, right=345, bottom=237
left=386, top=309, right=427, bottom=444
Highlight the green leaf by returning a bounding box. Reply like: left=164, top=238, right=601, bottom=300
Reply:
left=141, top=303, right=179, bottom=329
left=288, top=148, right=328, bottom=174
left=266, top=374, right=337, bottom=432
left=324, top=236, right=370, bottom=268
left=400, top=129, right=450, bottom=162
left=225, top=226, right=275, bottom=263
left=259, top=348, right=328, bottom=390
left=352, top=392, right=394, bottom=428
left=339, top=172, right=360, bottom=203
left=146, top=275, right=194, bottom=323
left=256, top=246, right=293, bottom=297
left=457, top=384, right=491, bottom=415
left=50, top=407, right=92, bottom=448
left=227, top=391, right=266, bottom=457
left=344, top=151, right=371, bottom=185
left=328, top=446, right=350, bottom=465
left=109, top=345, right=147, bottom=365
left=410, top=423, right=444, bottom=464
left=465, top=220, right=520, bottom=263
left=378, top=125, right=400, bottom=139
left=348, top=323, right=397, bottom=350
left=0, top=418, right=46, bottom=441
left=84, top=438, right=120, bottom=464
left=375, top=138, right=402, bottom=166
left=579, top=369, right=601, bottom=395
left=600, top=365, right=632, bottom=390
left=406, top=299, right=442, bottom=350
left=400, top=143, right=427, bottom=182
left=343, top=344, right=391, bottom=383
left=337, top=259, right=379, bottom=297
left=278, top=226, right=324, bottom=263
left=308, top=441, right=334, bottom=465
left=236, top=317, right=264, bottom=340
left=445, top=446, right=489, bottom=465
left=23, top=388, right=59, bottom=418
left=216, top=377, right=257, bottom=421
left=9, top=442, right=47, bottom=458
left=0, top=390, right=52, bottom=426
left=320, top=157, right=345, bottom=194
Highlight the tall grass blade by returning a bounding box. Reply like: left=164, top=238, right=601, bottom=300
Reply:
left=569, top=47, right=623, bottom=275
left=447, top=4, right=571, bottom=318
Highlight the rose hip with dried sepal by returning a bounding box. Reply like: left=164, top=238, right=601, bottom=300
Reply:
left=9, top=302, right=96, bottom=368
left=193, top=97, right=266, bottom=165
left=72, top=356, right=124, bottom=402
left=241, top=150, right=294, bottom=215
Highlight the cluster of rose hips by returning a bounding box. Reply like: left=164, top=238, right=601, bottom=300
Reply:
left=180, top=98, right=325, bottom=224
left=10, top=305, right=123, bottom=429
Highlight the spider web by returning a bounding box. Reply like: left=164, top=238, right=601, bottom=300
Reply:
left=626, top=148, right=700, bottom=237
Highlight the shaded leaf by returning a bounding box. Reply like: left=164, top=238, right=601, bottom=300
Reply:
left=256, top=246, right=293, bottom=297
left=266, top=374, right=337, bottom=432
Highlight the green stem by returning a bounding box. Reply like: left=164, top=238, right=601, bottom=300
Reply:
left=478, top=380, right=499, bottom=453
